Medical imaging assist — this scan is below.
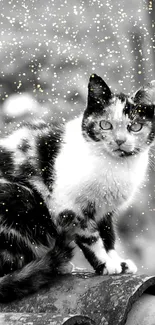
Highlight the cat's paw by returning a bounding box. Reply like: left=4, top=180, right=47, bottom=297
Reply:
left=96, top=258, right=137, bottom=275
left=108, top=249, right=137, bottom=274
left=121, top=259, right=137, bottom=274
left=96, top=259, right=122, bottom=275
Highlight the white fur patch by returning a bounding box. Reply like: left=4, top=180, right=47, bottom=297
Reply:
left=108, top=249, right=137, bottom=274
left=0, top=178, right=10, bottom=184
left=0, top=127, right=29, bottom=151
left=90, top=242, right=121, bottom=274
left=90, top=237, right=109, bottom=263
left=113, top=98, right=126, bottom=121
left=0, top=126, right=37, bottom=168
left=0, top=127, right=29, bottom=166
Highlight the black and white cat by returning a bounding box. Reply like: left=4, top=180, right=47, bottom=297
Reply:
left=0, top=74, right=154, bottom=302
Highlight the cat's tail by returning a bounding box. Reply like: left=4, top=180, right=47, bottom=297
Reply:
left=0, top=233, right=74, bottom=303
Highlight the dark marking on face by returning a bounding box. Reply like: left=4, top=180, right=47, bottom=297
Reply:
left=124, top=102, right=154, bottom=120
left=124, top=98, right=155, bottom=145
left=132, top=86, right=155, bottom=144
left=82, top=119, right=103, bottom=142
left=116, top=92, right=127, bottom=103
left=147, top=121, right=155, bottom=144
left=124, top=85, right=155, bottom=120
left=0, top=230, right=35, bottom=276
left=123, top=99, right=136, bottom=118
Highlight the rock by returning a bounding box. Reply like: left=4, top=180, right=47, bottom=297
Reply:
left=0, top=273, right=155, bottom=325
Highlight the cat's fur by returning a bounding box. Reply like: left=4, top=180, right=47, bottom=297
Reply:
left=0, top=74, right=154, bottom=302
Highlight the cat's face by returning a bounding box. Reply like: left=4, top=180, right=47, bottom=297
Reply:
left=82, top=74, right=155, bottom=159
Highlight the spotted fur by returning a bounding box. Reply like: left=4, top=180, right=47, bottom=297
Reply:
left=0, top=75, right=154, bottom=302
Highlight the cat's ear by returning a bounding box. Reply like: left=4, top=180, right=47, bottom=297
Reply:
left=87, top=74, right=112, bottom=112
left=133, top=80, right=155, bottom=105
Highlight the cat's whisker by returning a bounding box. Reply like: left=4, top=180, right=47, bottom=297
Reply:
left=149, top=156, right=155, bottom=165
left=148, top=157, right=155, bottom=171
left=149, top=147, right=155, bottom=153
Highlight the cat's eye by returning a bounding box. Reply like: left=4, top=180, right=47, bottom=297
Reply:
left=128, top=122, right=143, bottom=132
left=100, top=120, right=113, bottom=130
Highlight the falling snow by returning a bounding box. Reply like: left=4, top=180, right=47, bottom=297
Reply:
left=0, top=0, right=155, bottom=275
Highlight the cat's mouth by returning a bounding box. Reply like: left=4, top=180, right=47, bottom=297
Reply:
left=114, top=149, right=135, bottom=157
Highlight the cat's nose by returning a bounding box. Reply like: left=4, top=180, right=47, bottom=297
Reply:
left=115, top=139, right=126, bottom=146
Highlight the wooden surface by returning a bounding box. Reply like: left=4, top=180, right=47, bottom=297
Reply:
left=0, top=272, right=155, bottom=324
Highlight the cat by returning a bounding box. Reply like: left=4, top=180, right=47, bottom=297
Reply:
left=0, top=74, right=154, bottom=302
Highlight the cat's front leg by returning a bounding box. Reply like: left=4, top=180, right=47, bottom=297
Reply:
left=75, top=218, right=123, bottom=274
left=76, top=234, right=123, bottom=274
left=97, top=213, right=137, bottom=275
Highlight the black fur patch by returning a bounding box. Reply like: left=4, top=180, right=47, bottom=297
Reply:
left=121, top=262, right=129, bottom=273
left=82, top=201, right=96, bottom=219
left=0, top=181, right=61, bottom=277
left=95, top=263, right=106, bottom=275
left=57, top=210, right=76, bottom=227
left=36, top=125, right=64, bottom=187
left=116, top=92, right=127, bottom=103
left=97, top=212, right=115, bottom=251
left=76, top=234, right=98, bottom=246
left=124, top=99, right=155, bottom=145
left=87, top=74, right=112, bottom=114
left=0, top=147, right=14, bottom=178
left=15, top=162, right=37, bottom=183
left=18, top=139, right=30, bottom=153
left=124, top=99, right=155, bottom=120
left=0, top=182, right=57, bottom=244
left=0, top=237, right=73, bottom=302
left=76, top=237, right=100, bottom=270
left=0, top=230, right=35, bottom=276
left=82, top=74, right=113, bottom=141
left=57, top=210, right=78, bottom=241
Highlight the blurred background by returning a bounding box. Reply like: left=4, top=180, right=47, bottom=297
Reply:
left=0, top=0, right=155, bottom=275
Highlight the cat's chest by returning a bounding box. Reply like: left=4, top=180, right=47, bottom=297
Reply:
left=51, top=147, right=136, bottom=217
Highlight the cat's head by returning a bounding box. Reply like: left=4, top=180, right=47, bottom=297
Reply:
left=82, top=74, right=155, bottom=159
